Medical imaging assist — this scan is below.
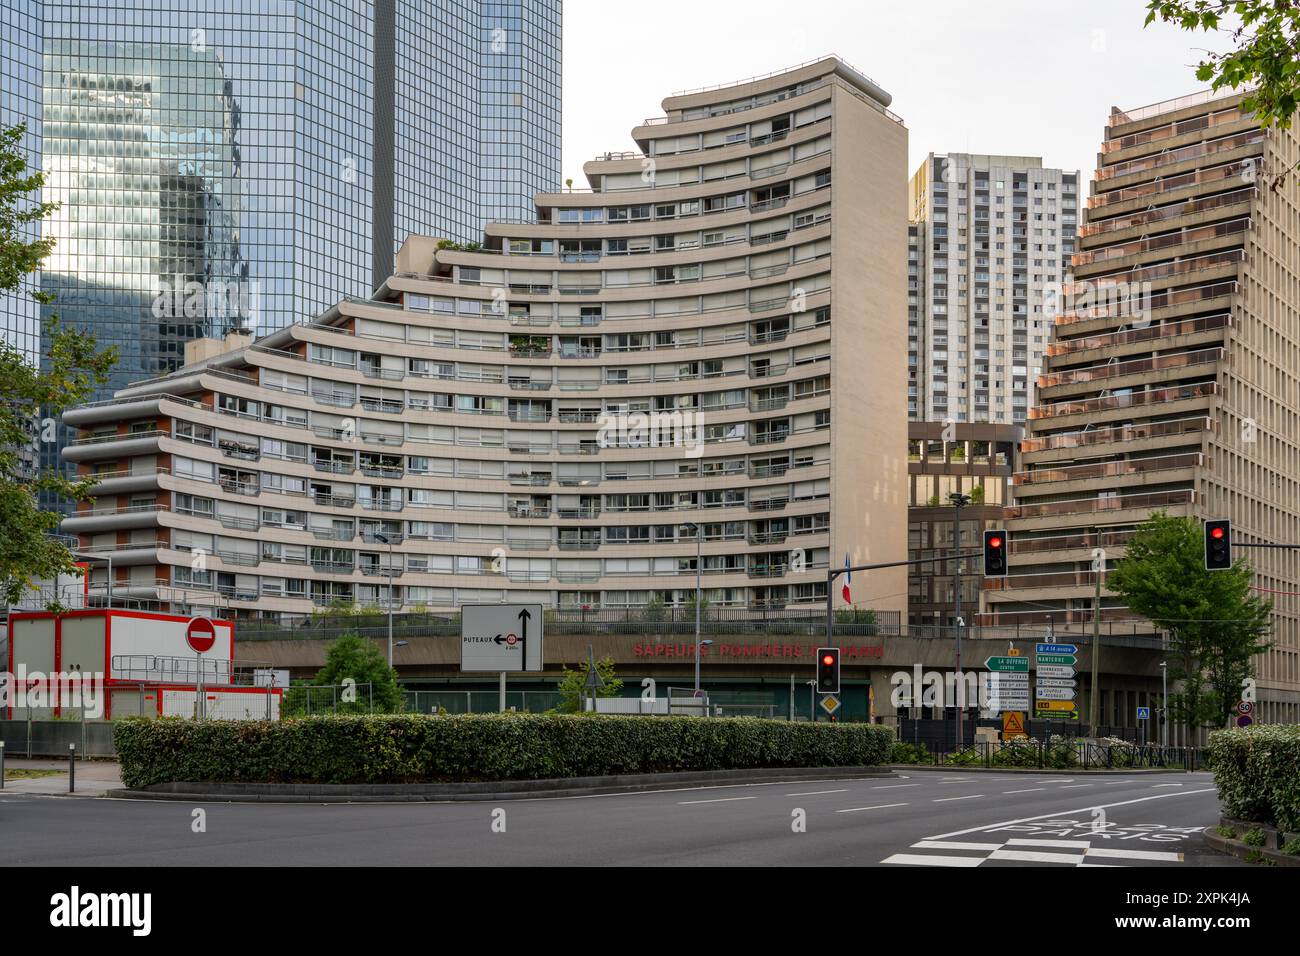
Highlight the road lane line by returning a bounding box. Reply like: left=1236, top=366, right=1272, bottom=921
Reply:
left=677, top=796, right=757, bottom=805
left=836, top=803, right=908, bottom=813
left=933, top=794, right=984, bottom=802
left=924, top=788, right=1216, bottom=841
left=785, top=789, right=848, bottom=796
left=1003, top=788, right=1046, bottom=794
left=1007, top=838, right=1091, bottom=849
left=989, top=849, right=1085, bottom=864
left=914, top=840, right=1002, bottom=851
left=1058, top=784, right=1093, bottom=789
left=872, top=783, right=921, bottom=789
left=1085, top=847, right=1184, bottom=862
left=1151, top=783, right=1184, bottom=788
left=882, top=853, right=984, bottom=867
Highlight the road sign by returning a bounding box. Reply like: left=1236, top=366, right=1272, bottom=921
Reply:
left=1035, top=664, right=1076, bottom=679
left=819, top=694, right=841, bottom=715
left=1137, top=706, right=1150, bottom=720
left=984, top=656, right=1029, bottom=672
left=1236, top=699, right=1254, bottom=716
left=1036, top=643, right=1078, bottom=655
left=1007, top=647, right=1021, bottom=656
left=1035, top=678, right=1077, bottom=688
left=1035, top=653, right=1077, bottom=666
left=1002, top=711, right=1028, bottom=739
left=460, top=604, right=544, bottom=672
left=186, top=617, right=216, bottom=654
left=1036, top=699, right=1079, bottom=712
left=1237, top=714, right=1254, bottom=728
left=1034, top=686, right=1076, bottom=701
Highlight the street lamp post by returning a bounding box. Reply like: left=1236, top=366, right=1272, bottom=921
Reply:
left=949, top=492, right=971, bottom=748
left=683, top=521, right=703, bottom=691
left=1159, top=659, right=1168, bottom=748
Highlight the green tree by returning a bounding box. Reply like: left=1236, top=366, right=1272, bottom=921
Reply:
left=554, top=655, right=623, bottom=713
left=0, top=123, right=117, bottom=605
left=1145, top=1, right=1300, bottom=181
left=284, top=632, right=404, bottom=715
left=1106, top=512, right=1271, bottom=737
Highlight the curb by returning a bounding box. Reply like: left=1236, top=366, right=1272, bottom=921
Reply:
left=887, top=765, right=1193, bottom=775
left=1202, top=818, right=1300, bottom=867
left=109, top=765, right=896, bottom=803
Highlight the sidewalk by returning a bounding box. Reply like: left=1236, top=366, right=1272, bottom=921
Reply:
left=0, top=757, right=123, bottom=797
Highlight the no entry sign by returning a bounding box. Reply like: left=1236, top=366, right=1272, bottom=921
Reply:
left=186, top=617, right=217, bottom=654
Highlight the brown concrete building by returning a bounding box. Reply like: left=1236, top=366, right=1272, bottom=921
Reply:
left=58, top=58, right=911, bottom=626
left=907, top=421, right=1020, bottom=629
left=986, top=88, right=1300, bottom=725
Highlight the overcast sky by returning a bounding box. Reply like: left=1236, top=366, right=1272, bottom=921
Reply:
left=560, top=0, right=1238, bottom=187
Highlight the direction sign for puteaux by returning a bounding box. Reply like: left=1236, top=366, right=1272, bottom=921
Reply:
left=460, top=604, right=545, bottom=672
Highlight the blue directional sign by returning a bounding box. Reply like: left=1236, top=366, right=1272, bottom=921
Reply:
left=1036, top=643, right=1078, bottom=655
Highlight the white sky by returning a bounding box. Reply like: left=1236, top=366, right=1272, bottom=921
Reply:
left=560, top=0, right=1238, bottom=186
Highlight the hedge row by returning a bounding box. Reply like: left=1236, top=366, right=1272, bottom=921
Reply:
left=1209, top=725, right=1300, bottom=831
left=113, top=714, right=895, bottom=789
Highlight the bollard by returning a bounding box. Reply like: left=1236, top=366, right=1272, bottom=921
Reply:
left=69, top=742, right=75, bottom=793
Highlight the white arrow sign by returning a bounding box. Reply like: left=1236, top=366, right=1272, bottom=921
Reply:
left=1035, top=687, right=1077, bottom=701
left=1036, top=664, right=1076, bottom=679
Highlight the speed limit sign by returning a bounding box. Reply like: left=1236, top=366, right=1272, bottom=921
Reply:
left=1237, top=699, right=1254, bottom=716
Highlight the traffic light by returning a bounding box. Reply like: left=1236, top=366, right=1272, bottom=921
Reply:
left=1205, top=518, right=1232, bottom=571
left=983, top=529, right=1008, bottom=577
left=816, top=647, right=840, bottom=694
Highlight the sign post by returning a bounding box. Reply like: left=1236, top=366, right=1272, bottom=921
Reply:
left=186, top=617, right=216, bottom=720
left=459, top=604, right=543, bottom=713
left=1034, top=643, right=1078, bottom=723
left=983, top=655, right=1029, bottom=714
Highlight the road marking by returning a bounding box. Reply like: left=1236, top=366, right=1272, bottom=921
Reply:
left=1008, top=838, right=1091, bottom=849
left=913, top=840, right=1002, bottom=852
left=1104, top=780, right=1134, bottom=785
left=936, top=779, right=977, bottom=784
left=872, top=783, right=921, bottom=790
left=677, top=796, right=757, bottom=805
left=1151, top=783, right=1183, bottom=788
left=1059, top=784, right=1093, bottom=789
left=1003, top=788, right=1046, bottom=794
left=933, top=794, right=984, bottom=802
left=785, top=789, right=848, bottom=796
left=989, top=849, right=1085, bottom=864
left=924, top=788, right=1217, bottom=841
left=1085, top=847, right=1184, bottom=862
left=881, top=853, right=984, bottom=867
left=836, top=803, right=908, bottom=814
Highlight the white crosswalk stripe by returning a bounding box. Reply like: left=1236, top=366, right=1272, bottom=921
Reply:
left=882, top=835, right=1187, bottom=867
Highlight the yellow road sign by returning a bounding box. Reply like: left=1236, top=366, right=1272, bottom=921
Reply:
left=820, top=695, right=841, bottom=715
left=1002, top=711, right=1027, bottom=738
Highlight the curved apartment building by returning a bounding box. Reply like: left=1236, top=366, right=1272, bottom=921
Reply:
left=985, top=88, right=1300, bottom=723
left=60, top=57, right=909, bottom=624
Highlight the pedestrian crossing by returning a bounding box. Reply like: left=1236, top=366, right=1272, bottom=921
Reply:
left=882, top=836, right=1185, bottom=867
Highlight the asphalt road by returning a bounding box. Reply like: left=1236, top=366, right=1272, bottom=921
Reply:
left=0, top=770, right=1243, bottom=867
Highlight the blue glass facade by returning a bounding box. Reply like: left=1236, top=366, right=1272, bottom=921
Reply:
left=0, top=0, right=44, bottom=365
left=5, top=0, right=561, bottom=504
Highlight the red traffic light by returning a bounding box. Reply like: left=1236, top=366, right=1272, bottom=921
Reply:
left=988, top=535, right=1003, bottom=549
left=1211, top=527, right=1225, bottom=539
left=822, top=654, right=835, bottom=666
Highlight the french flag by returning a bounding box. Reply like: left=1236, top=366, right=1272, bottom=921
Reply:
left=842, top=553, right=852, bottom=604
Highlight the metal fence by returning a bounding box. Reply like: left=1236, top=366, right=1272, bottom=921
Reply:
left=0, top=719, right=117, bottom=758
left=404, top=689, right=561, bottom=714
left=281, top=682, right=377, bottom=716
left=894, top=739, right=1205, bottom=771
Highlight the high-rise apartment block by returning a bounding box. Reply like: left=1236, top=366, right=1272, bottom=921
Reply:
left=60, top=58, right=910, bottom=624
left=986, top=89, right=1300, bottom=725
left=908, top=154, right=1079, bottom=424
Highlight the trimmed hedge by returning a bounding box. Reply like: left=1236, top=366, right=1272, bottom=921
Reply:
left=1209, top=724, right=1300, bottom=831
left=113, top=714, right=894, bottom=789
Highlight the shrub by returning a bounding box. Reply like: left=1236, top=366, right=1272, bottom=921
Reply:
left=1243, top=828, right=1267, bottom=848
left=1215, top=825, right=1236, bottom=839
left=1282, top=838, right=1300, bottom=856
left=890, top=741, right=931, bottom=764
left=112, top=714, right=895, bottom=789
left=1208, top=724, right=1300, bottom=830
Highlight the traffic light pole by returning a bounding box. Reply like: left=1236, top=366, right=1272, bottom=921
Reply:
left=824, top=552, right=982, bottom=722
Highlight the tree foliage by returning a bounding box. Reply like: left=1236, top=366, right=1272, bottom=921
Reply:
left=554, top=655, right=623, bottom=713
left=283, top=632, right=404, bottom=715
left=0, top=123, right=118, bottom=605
left=1145, top=2, right=1300, bottom=178
left=1106, top=512, right=1271, bottom=736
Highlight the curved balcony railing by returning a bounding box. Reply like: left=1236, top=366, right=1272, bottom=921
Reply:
left=1029, top=382, right=1216, bottom=420
left=1078, top=186, right=1255, bottom=238
left=1020, top=415, right=1211, bottom=453
left=1072, top=218, right=1250, bottom=267
left=1096, top=129, right=1264, bottom=181
left=1047, top=314, right=1230, bottom=355
left=1038, top=347, right=1223, bottom=388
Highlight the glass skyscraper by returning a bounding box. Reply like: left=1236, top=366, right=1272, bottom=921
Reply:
left=0, top=0, right=561, bottom=502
